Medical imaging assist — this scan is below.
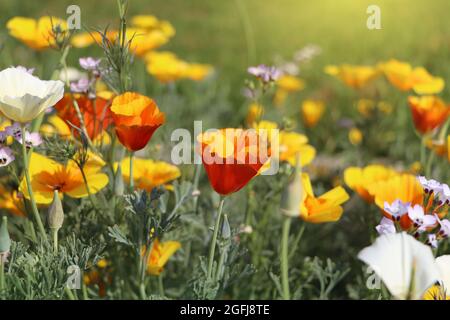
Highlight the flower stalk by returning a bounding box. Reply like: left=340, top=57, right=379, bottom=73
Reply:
left=206, top=197, right=225, bottom=280
left=21, top=125, right=47, bottom=240
left=280, top=216, right=291, bottom=300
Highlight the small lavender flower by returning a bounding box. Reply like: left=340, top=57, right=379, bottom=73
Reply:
left=375, top=217, right=396, bottom=235
left=438, top=184, right=450, bottom=205
left=248, top=64, right=282, bottom=83
left=0, top=147, right=14, bottom=166
left=407, top=204, right=437, bottom=232
left=438, top=219, right=450, bottom=238
left=70, top=78, right=90, bottom=93
left=0, top=131, right=8, bottom=145
left=417, top=176, right=443, bottom=194
left=17, top=132, right=43, bottom=149
left=293, top=44, right=322, bottom=63
left=14, top=65, right=35, bottom=74
left=426, top=234, right=438, bottom=248
left=79, top=57, right=101, bottom=71
left=384, top=200, right=410, bottom=221
left=5, top=122, right=23, bottom=140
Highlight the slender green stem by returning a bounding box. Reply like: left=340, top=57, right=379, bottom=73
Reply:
left=52, top=228, right=58, bottom=254
left=0, top=258, right=4, bottom=291
left=280, top=216, right=291, bottom=300
left=158, top=274, right=165, bottom=297
left=64, top=287, right=76, bottom=300
left=129, top=152, right=134, bottom=191
left=206, top=197, right=225, bottom=280
left=21, top=126, right=47, bottom=240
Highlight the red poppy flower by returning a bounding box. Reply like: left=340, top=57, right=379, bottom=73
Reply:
left=408, top=96, right=450, bottom=134
left=55, top=93, right=113, bottom=139
left=110, top=92, right=165, bottom=151
left=197, top=128, right=271, bottom=195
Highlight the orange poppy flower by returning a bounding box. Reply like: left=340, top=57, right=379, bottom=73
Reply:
left=408, top=96, right=450, bottom=134
left=197, top=128, right=271, bottom=195
left=55, top=93, right=113, bottom=140
left=110, top=92, right=165, bottom=151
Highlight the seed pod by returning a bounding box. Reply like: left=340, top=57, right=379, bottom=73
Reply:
left=280, top=154, right=303, bottom=217
left=0, top=216, right=11, bottom=254
left=48, top=190, right=64, bottom=230
left=114, top=164, right=124, bottom=196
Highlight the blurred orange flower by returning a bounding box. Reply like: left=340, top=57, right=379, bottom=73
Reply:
left=408, top=96, right=450, bottom=134
left=0, top=186, right=25, bottom=217
left=145, top=239, right=181, bottom=275
left=197, top=128, right=270, bottom=195
left=379, top=59, right=444, bottom=94
left=325, top=64, right=379, bottom=89
left=55, top=93, right=113, bottom=140
left=301, top=99, right=325, bottom=128
left=110, top=92, right=165, bottom=151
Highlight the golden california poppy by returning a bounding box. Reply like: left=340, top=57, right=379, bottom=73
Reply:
left=19, top=152, right=109, bottom=204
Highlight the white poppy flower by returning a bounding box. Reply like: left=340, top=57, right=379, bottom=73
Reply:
left=0, top=67, right=64, bottom=123
left=358, top=232, right=439, bottom=300
left=436, top=255, right=450, bottom=291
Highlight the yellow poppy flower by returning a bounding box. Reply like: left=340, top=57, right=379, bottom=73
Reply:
left=325, top=64, right=379, bottom=89
left=246, top=103, right=264, bottom=126
left=299, top=173, right=350, bottom=223
left=126, top=28, right=169, bottom=57
left=145, top=51, right=189, bottom=83
left=279, top=131, right=316, bottom=167
left=19, top=152, right=109, bottom=204
left=378, top=59, right=444, bottom=95
left=145, top=239, right=181, bottom=275
left=274, top=75, right=305, bottom=106
left=348, top=128, right=363, bottom=146
left=118, top=157, right=181, bottom=192
left=344, top=165, right=397, bottom=203
left=71, top=30, right=117, bottom=48
left=6, top=16, right=67, bottom=50
left=130, top=15, right=175, bottom=38
left=301, top=99, right=325, bottom=128
left=252, top=120, right=278, bottom=132
left=367, top=174, right=424, bottom=212
left=183, top=63, right=213, bottom=81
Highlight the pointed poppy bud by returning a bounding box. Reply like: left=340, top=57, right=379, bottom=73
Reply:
left=48, top=191, right=64, bottom=230
left=114, top=164, right=125, bottom=196
left=0, top=216, right=11, bottom=255
left=280, top=154, right=302, bottom=217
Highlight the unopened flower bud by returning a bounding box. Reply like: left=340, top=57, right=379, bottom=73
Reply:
left=221, top=214, right=231, bottom=240
left=114, top=164, right=124, bottom=196
left=0, top=216, right=11, bottom=255
left=48, top=191, right=64, bottom=230
left=280, top=154, right=302, bottom=217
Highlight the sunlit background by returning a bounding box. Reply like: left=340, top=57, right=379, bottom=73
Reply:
left=1, top=0, right=450, bottom=82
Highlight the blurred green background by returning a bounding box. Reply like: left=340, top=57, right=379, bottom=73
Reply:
left=1, top=0, right=450, bottom=82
